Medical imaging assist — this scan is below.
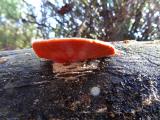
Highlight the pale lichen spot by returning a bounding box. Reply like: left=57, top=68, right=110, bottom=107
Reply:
left=25, top=52, right=32, bottom=56
left=0, top=57, right=8, bottom=64
left=90, top=86, right=101, bottom=96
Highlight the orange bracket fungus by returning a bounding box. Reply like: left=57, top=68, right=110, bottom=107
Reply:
left=32, top=38, right=116, bottom=63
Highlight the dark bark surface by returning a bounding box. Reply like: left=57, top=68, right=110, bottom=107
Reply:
left=0, top=41, right=160, bottom=120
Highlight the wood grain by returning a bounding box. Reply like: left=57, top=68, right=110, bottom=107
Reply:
left=0, top=41, right=160, bottom=119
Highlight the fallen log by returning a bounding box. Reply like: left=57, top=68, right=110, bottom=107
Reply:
left=0, top=41, right=160, bottom=119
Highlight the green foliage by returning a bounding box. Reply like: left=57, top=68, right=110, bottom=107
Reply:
left=0, top=0, right=20, bottom=20
left=0, top=22, right=39, bottom=50
left=0, top=0, right=41, bottom=50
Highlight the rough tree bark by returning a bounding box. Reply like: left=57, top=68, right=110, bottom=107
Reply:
left=0, top=41, right=160, bottom=119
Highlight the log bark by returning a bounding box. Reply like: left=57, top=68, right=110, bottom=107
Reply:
left=0, top=41, right=160, bottom=119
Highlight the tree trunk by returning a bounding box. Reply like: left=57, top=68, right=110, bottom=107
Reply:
left=0, top=40, right=160, bottom=119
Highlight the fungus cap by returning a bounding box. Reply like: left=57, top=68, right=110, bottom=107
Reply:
left=32, top=38, right=116, bottom=63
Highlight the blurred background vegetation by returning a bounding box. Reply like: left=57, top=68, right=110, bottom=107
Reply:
left=0, top=0, right=159, bottom=50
